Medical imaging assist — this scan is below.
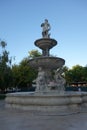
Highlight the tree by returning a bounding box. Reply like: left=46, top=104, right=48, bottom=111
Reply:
left=12, top=58, right=37, bottom=91
left=28, top=49, right=41, bottom=59
left=0, top=40, right=12, bottom=93
left=64, top=65, right=87, bottom=85
left=11, top=64, right=19, bottom=88
left=69, top=65, right=83, bottom=82
left=82, top=66, right=87, bottom=82
left=0, top=41, right=7, bottom=49
left=12, top=50, right=42, bottom=91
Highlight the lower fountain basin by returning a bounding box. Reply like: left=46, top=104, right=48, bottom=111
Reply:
left=5, top=91, right=87, bottom=112
left=28, top=56, right=65, bottom=70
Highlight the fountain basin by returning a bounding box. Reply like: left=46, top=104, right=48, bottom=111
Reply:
left=35, top=38, right=57, bottom=50
left=5, top=92, right=87, bottom=112
left=29, top=56, right=65, bottom=70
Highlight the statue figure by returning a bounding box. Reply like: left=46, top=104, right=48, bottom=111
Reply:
left=35, top=67, right=47, bottom=92
left=54, top=68, right=66, bottom=91
left=41, top=19, right=51, bottom=38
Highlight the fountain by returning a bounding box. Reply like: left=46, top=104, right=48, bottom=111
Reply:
left=29, top=19, right=65, bottom=92
left=5, top=19, right=87, bottom=112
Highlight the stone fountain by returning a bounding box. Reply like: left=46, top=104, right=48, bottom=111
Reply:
left=29, top=19, right=65, bottom=92
left=5, top=19, right=87, bottom=112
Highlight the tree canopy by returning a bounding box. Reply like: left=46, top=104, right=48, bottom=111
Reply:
left=0, top=40, right=12, bottom=92
left=28, top=49, right=41, bottom=59
left=64, top=65, right=87, bottom=84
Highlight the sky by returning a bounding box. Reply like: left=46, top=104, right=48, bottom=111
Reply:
left=0, top=0, right=87, bottom=68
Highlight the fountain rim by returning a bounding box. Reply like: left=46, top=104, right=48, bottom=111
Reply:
left=28, top=56, right=65, bottom=70
left=29, top=56, right=65, bottom=61
left=34, top=38, right=57, bottom=49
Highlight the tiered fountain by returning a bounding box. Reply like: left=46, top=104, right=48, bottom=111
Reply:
left=29, top=19, right=65, bottom=92
left=5, top=19, right=87, bottom=112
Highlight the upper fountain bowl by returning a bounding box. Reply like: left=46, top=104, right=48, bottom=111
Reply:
left=28, top=56, right=65, bottom=70
left=34, top=38, right=57, bottom=50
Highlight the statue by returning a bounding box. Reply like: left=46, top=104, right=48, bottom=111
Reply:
left=34, top=67, right=47, bottom=92
left=54, top=68, right=66, bottom=91
left=41, top=19, right=51, bottom=38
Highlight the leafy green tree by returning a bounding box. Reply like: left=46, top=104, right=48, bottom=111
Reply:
left=28, top=49, right=41, bottom=59
left=12, top=64, right=19, bottom=88
left=0, top=40, right=12, bottom=92
left=70, top=65, right=84, bottom=82
left=82, top=66, right=87, bottom=82
left=64, top=65, right=87, bottom=84
left=12, top=50, right=42, bottom=91
left=0, top=41, right=7, bottom=49
left=12, top=58, right=37, bottom=90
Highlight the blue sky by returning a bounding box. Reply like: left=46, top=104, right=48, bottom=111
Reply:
left=0, top=0, right=87, bottom=68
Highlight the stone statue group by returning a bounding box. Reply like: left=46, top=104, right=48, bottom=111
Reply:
left=33, top=67, right=66, bottom=92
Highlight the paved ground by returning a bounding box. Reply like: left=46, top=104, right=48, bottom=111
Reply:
left=0, top=100, right=87, bottom=130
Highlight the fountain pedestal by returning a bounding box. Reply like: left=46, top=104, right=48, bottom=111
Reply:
left=35, top=38, right=57, bottom=56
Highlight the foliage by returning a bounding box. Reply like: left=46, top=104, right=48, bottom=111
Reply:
left=82, top=66, right=87, bottom=81
left=28, top=49, right=41, bottom=59
left=64, top=65, right=87, bottom=84
left=0, top=40, right=13, bottom=92
left=12, top=58, right=37, bottom=90
left=12, top=50, right=41, bottom=90
left=11, top=64, right=19, bottom=88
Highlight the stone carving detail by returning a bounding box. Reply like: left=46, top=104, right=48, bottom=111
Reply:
left=54, top=68, right=66, bottom=91
left=41, top=19, right=51, bottom=38
left=33, top=67, right=66, bottom=92
left=47, top=68, right=66, bottom=91
left=33, top=67, right=47, bottom=92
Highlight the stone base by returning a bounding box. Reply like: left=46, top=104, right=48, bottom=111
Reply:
left=5, top=91, right=87, bottom=112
